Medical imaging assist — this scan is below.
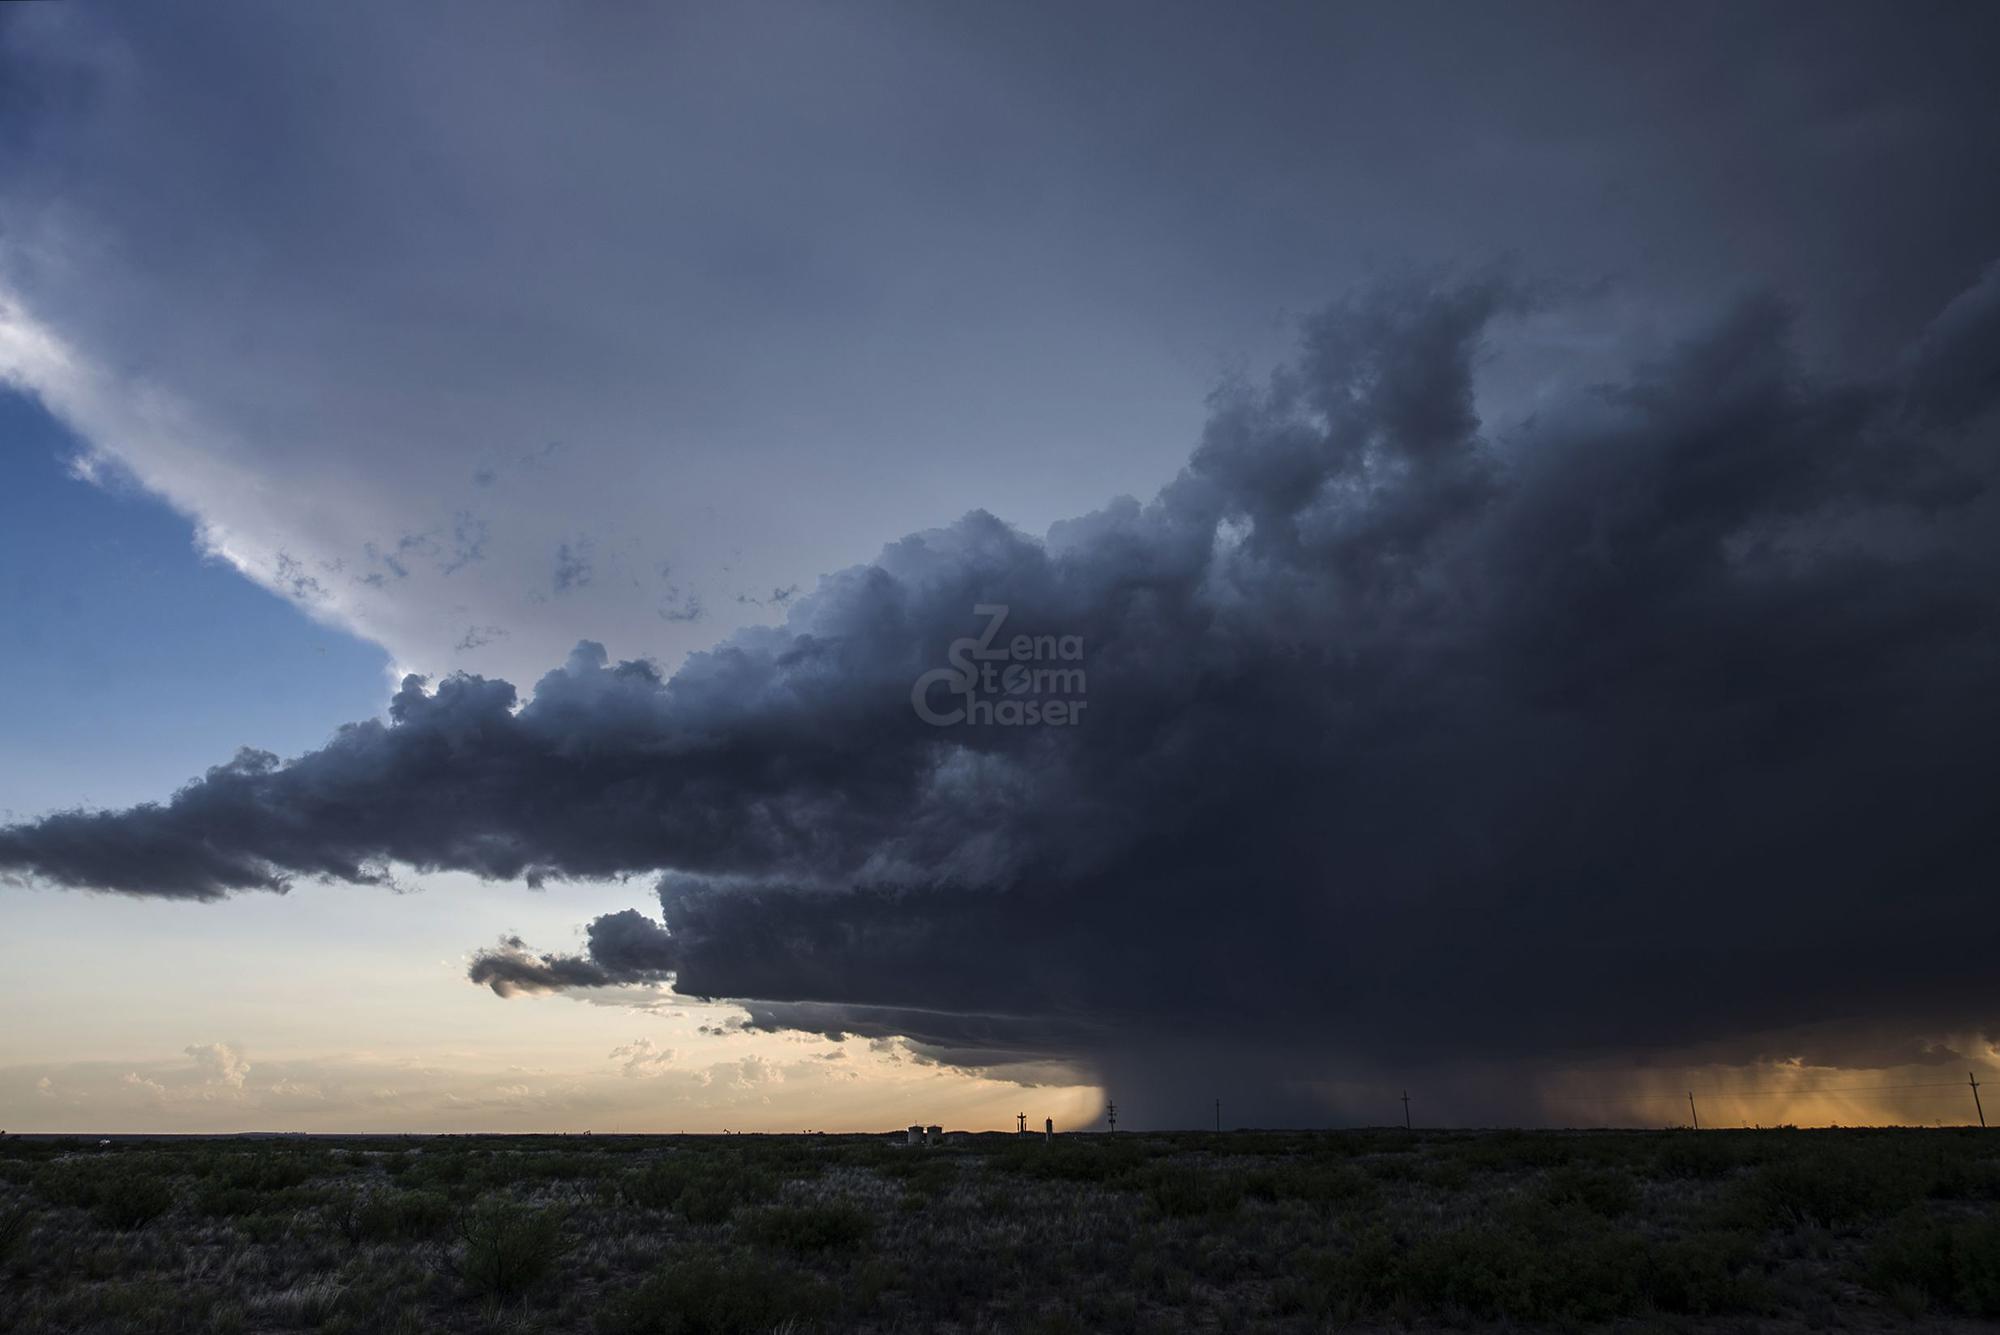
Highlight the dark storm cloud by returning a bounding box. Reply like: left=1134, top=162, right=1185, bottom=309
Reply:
left=467, top=935, right=616, bottom=997
left=6, top=271, right=2000, bottom=1114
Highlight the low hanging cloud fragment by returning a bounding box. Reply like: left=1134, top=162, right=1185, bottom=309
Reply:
left=6, top=270, right=2000, bottom=1117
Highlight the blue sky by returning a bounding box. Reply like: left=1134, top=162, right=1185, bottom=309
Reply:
left=0, top=389, right=389, bottom=819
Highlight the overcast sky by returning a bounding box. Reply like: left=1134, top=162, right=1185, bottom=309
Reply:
left=2, top=0, right=1997, bottom=1132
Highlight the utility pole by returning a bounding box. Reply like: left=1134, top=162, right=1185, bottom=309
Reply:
left=1972, top=1073, right=1986, bottom=1129
left=1106, top=1099, right=1117, bottom=1133
left=1214, top=1098, right=1221, bottom=1134
left=1016, top=1112, right=1026, bottom=1135
left=1401, top=1090, right=1411, bottom=1131
left=1688, top=1091, right=1700, bottom=1131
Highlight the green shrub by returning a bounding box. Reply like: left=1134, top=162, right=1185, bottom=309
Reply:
left=192, top=1182, right=267, bottom=1219
left=1276, top=1203, right=1771, bottom=1324
left=1280, top=1222, right=1643, bottom=1322
left=1141, top=1163, right=1243, bottom=1218
left=357, top=1189, right=454, bottom=1242
left=36, top=1160, right=177, bottom=1229
left=732, top=1141, right=826, bottom=1182
left=34, top=1160, right=111, bottom=1211
left=1930, top=1156, right=2000, bottom=1201
left=453, top=1201, right=570, bottom=1301
left=1653, top=1132, right=1743, bottom=1180
left=1446, top=1128, right=1574, bottom=1172
left=675, top=1178, right=744, bottom=1226
left=1641, top=1231, right=1772, bottom=1315
left=598, top=1254, right=836, bottom=1334
left=94, top=1175, right=176, bottom=1230
left=1416, top=1156, right=1474, bottom=1190
left=237, top=1210, right=294, bottom=1246
left=1244, top=1160, right=1380, bottom=1208
left=397, top=1152, right=470, bottom=1190
left=1542, top=1165, right=1639, bottom=1218
left=1732, top=1152, right=1924, bottom=1229
left=743, top=1201, right=874, bottom=1252
left=0, top=1202, right=34, bottom=1260
left=211, top=1150, right=323, bottom=1193
left=877, top=1154, right=955, bottom=1194
left=323, top=1186, right=454, bottom=1245
left=1866, top=1210, right=2000, bottom=1316
left=625, top=1154, right=777, bottom=1223
left=1004, top=1139, right=1150, bottom=1184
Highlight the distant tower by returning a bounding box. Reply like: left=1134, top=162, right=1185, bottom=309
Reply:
left=1106, top=1099, right=1117, bottom=1133
left=1044, top=1116, right=1053, bottom=1143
